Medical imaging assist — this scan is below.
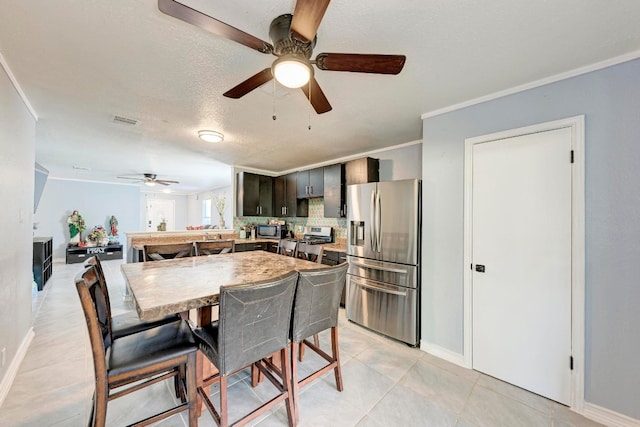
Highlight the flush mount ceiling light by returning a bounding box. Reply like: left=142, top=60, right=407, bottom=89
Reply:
left=272, top=55, right=312, bottom=89
left=198, top=130, right=224, bottom=143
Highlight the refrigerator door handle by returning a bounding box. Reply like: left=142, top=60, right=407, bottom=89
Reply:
left=350, top=277, right=408, bottom=297
left=349, top=259, right=409, bottom=274
left=375, top=190, right=382, bottom=252
left=370, top=190, right=376, bottom=250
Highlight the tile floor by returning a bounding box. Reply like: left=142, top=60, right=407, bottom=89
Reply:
left=0, top=259, right=604, bottom=427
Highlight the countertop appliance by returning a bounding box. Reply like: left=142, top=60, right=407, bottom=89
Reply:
left=256, top=223, right=288, bottom=239
left=300, top=226, right=333, bottom=244
left=345, top=179, right=421, bottom=346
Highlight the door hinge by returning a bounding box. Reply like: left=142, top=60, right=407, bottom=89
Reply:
left=570, top=356, right=574, bottom=370
left=570, top=150, right=574, bottom=164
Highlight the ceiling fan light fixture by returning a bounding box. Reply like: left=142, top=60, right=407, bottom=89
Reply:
left=198, top=130, right=224, bottom=143
left=144, top=181, right=156, bottom=187
left=273, top=55, right=312, bottom=88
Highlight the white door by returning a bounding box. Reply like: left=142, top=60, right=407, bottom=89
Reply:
left=471, top=127, right=572, bottom=404
left=146, top=199, right=176, bottom=231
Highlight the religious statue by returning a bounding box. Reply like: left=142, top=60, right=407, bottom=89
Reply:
left=67, top=210, right=86, bottom=245
left=109, top=215, right=119, bottom=236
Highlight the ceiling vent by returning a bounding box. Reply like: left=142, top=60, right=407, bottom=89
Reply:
left=112, top=114, right=139, bottom=126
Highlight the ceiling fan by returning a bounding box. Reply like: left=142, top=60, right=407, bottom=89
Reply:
left=158, top=0, right=406, bottom=114
left=117, top=173, right=180, bottom=187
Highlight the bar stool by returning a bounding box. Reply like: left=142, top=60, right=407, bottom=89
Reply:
left=190, top=271, right=299, bottom=427
left=86, top=256, right=181, bottom=340
left=294, top=243, right=324, bottom=360
left=194, top=239, right=235, bottom=256
left=75, top=266, right=199, bottom=427
left=144, top=242, right=194, bottom=261
left=290, top=263, right=348, bottom=423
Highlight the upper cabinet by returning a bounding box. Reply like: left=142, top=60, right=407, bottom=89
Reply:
left=274, top=173, right=307, bottom=217
left=297, top=167, right=324, bottom=198
left=236, top=172, right=274, bottom=217
left=345, top=157, right=379, bottom=185
left=323, top=163, right=346, bottom=218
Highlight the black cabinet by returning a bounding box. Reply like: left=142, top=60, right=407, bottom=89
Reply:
left=345, top=157, right=379, bottom=185
left=234, top=241, right=269, bottom=252
left=33, top=237, right=53, bottom=291
left=66, top=244, right=123, bottom=264
left=296, top=167, right=324, bottom=198
left=323, top=163, right=346, bottom=218
left=322, top=250, right=347, bottom=307
left=237, top=172, right=274, bottom=217
left=274, top=173, right=307, bottom=217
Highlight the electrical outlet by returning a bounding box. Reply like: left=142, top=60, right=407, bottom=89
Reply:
left=1, top=347, right=5, bottom=368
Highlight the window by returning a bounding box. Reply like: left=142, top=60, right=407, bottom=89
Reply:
left=202, top=199, right=212, bottom=225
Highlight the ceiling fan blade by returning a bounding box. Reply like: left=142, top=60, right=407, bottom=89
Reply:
left=158, top=0, right=273, bottom=54
left=223, top=68, right=273, bottom=99
left=290, top=0, right=331, bottom=42
left=315, top=53, right=406, bottom=74
left=301, top=77, right=332, bottom=114
left=156, top=180, right=180, bottom=185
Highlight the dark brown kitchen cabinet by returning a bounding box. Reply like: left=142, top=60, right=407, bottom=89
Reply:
left=323, top=163, right=346, bottom=218
left=345, top=157, right=379, bottom=185
left=234, top=241, right=269, bottom=252
left=274, top=173, right=307, bottom=217
left=236, top=171, right=274, bottom=217
left=296, top=167, right=324, bottom=198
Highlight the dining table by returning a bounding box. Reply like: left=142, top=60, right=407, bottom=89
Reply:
left=120, top=250, right=328, bottom=413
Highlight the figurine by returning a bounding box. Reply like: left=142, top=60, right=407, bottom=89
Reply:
left=67, top=210, right=86, bottom=245
left=109, top=215, right=119, bottom=236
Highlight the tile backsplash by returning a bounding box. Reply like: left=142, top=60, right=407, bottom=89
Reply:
left=234, top=198, right=347, bottom=240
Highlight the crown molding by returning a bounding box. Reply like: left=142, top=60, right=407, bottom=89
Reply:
left=0, top=51, right=38, bottom=121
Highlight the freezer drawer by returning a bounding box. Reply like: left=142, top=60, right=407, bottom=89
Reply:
left=346, top=275, right=418, bottom=346
left=347, top=256, right=418, bottom=289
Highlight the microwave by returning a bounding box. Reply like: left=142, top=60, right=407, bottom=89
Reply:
left=256, top=224, right=288, bottom=239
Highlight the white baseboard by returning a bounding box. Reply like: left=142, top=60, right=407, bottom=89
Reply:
left=419, top=341, right=466, bottom=368
left=0, top=327, right=35, bottom=408
left=583, top=402, right=640, bottom=427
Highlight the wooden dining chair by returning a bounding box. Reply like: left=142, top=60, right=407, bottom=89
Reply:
left=194, top=239, right=235, bottom=256
left=278, top=239, right=298, bottom=257
left=294, top=242, right=324, bottom=360
left=144, top=242, right=194, bottom=261
left=190, top=271, right=299, bottom=427
left=86, top=256, right=181, bottom=340
left=75, top=266, right=199, bottom=427
left=289, top=263, right=348, bottom=423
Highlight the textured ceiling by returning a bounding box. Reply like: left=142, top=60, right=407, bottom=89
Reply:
left=1, top=0, right=640, bottom=192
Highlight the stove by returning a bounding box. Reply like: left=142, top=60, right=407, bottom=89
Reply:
left=301, top=226, right=333, bottom=245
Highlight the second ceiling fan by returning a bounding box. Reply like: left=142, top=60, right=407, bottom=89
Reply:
left=158, top=0, right=406, bottom=114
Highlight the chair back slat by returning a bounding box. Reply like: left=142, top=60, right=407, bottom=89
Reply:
left=278, top=240, right=297, bottom=257
left=195, top=239, right=235, bottom=256
left=291, top=263, right=348, bottom=343
left=217, top=271, right=298, bottom=375
left=296, top=242, right=324, bottom=264
left=144, top=243, right=194, bottom=261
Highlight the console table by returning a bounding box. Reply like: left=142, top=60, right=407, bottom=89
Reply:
left=66, top=244, right=123, bottom=264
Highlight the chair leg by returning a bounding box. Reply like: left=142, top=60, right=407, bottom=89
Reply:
left=220, top=375, right=228, bottom=427
left=290, top=342, right=301, bottom=424
left=331, top=327, right=343, bottom=391
left=280, top=347, right=296, bottom=427
left=93, top=387, right=108, bottom=427
left=186, top=352, right=198, bottom=427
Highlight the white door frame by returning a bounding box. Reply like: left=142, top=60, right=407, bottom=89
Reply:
left=463, top=115, right=585, bottom=411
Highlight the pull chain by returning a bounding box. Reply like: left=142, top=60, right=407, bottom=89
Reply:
left=272, top=79, right=277, bottom=121
left=308, top=79, right=312, bottom=130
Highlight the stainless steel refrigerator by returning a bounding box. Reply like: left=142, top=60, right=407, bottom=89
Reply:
left=346, top=179, right=421, bottom=346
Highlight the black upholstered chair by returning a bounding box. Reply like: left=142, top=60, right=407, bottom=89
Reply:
left=290, top=263, right=348, bottom=423
left=144, top=242, right=194, bottom=261
left=190, top=271, right=299, bottom=427
left=295, top=242, right=324, bottom=264
left=278, top=240, right=298, bottom=257
left=75, top=266, right=198, bottom=427
left=194, top=239, right=235, bottom=256
left=86, top=256, right=180, bottom=340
